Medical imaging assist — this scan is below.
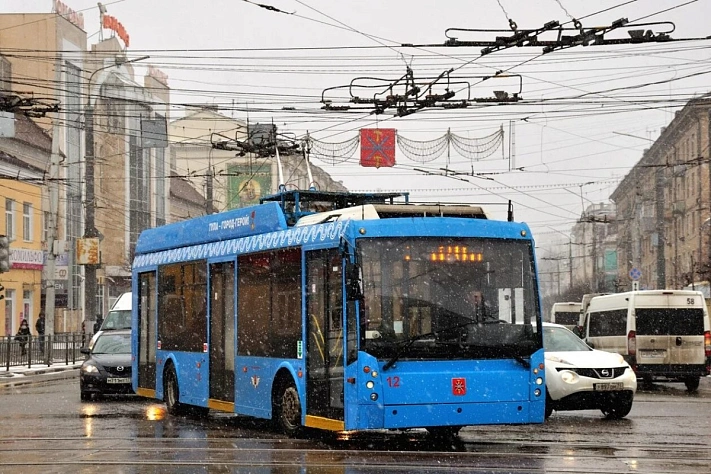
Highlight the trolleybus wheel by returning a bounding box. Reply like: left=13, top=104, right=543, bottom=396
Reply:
left=426, top=426, right=462, bottom=439
left=684, top=376, right=700, bottom=392
left=276, top=382, right=302, bottom=437
left=165, top=366, right=187, bottom=415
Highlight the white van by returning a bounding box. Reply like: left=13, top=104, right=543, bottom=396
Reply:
left=88, top=292, right=132, bottom=350
left=550, top=302, right=582, bottom=330
left=101, top=292, right=132, bottom=331
left=582, top=290, right=711, bottom=391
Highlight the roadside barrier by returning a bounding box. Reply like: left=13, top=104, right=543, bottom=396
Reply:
left=1, top=333, right=85, bottom=371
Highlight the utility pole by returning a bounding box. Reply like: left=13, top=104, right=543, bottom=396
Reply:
left=83, top=55, right=149, bottom=331
left=568, top=240, right=573, bottom=291
left=548, top=227, right=574, bottom=292
left=44, top=118, right=61, bottom=356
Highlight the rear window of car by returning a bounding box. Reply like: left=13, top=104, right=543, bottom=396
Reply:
left=588, top=309, right=627, bottom=336
left=635, top=308, right=705, bottom=335
left=554, top=312, right=579, bottom=326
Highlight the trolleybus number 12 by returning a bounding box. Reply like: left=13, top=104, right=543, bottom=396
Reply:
left=386, top=376, right=401, bottom=388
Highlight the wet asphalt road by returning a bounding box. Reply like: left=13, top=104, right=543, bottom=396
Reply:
left=0, top=375, right=709, bottom=473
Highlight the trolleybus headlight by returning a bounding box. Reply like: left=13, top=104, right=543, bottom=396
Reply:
left=366, top=381, right=374, bottom=389
left=534, top=388, right=541, bottom=396
left=371, top=371, right=378, bottom=378
left=560, top=371, right=579, bottom=384
left=370, top=393, right=378, bottom=401
left=535, top=377, right=543, bottom=385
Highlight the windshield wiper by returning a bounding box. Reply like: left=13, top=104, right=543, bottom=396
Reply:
left=382, top=320, right=474, bottom=371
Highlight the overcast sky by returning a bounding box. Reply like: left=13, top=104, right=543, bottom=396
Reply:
left=3, top=0, right=711, bottom=247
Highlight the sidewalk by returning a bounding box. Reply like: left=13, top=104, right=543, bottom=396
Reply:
left=0, top=361, right=82, bottom=388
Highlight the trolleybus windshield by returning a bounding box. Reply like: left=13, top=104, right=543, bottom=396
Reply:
left=358, top=237, right=541, bottom=362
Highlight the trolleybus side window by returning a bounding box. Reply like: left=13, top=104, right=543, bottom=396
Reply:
left=158, top=261, right=207, bottom=352
left=237, top=248, right=302, bottom=358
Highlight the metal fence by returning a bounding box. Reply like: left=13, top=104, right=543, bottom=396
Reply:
left=1, top=333, right=86, bottom=371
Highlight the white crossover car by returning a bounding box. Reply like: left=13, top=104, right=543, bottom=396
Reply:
left=543, top=323, right=637, bottom=419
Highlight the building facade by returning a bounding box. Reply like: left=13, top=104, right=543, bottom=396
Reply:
left=0, top=114, right=51, bottom=336
left=88, top=38, right=171, bottom=311
left=0, top=11, right=86, bottom=333
left=611, top=97, right=711, bottom=290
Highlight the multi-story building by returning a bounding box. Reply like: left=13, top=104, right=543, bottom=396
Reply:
left=0, top=9, right=87, bottom=332
left=87, top=37, right=171, bottom=312
left=0, top=113, right=51, bottom=336
left=0, top=7, right=173, bottom=328
left=611, top=96, right=711, bottom=290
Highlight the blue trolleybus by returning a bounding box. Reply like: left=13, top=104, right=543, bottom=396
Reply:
left=132, top=190, right=545, bottom=437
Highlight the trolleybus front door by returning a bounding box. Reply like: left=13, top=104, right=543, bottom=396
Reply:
left=209, top=262, right=236, bottom=403
left=305, top=249, right=345, bottom=423
left=137, top=273, right=157, bottom=394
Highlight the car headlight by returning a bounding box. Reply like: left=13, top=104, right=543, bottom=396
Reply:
left=559, top=370, right=579, bottom=384
left=82, top=363, right=99, bottom=373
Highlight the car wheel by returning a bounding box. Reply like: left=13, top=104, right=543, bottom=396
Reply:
left=684, top=377, right=700, bottom=393
left=544, top=392, right=553, bottom=419
left=80, top=391, right=91, bottom=402
left=426, top=426, right=462, bottom=440
left=275, top=381, right=302, bottom=437
left=601, top=396, right=633, bottom=419
left=164, top=366, right=187, bottom=415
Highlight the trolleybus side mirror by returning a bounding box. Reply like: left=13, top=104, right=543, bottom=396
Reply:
left=345, top=262, right=363, bottom=301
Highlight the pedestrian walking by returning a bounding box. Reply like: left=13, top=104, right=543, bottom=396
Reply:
left=15, top=319, right=31, bottom=356
left=35, top=311, right=45, bottom=355
left=93, top=314, right=103, bottom=334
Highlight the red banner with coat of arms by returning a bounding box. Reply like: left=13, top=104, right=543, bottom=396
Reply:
left=360, top=128, right=396, bottom=168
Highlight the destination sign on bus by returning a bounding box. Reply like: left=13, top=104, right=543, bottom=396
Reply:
left=404, top=245, right=483, bottom=262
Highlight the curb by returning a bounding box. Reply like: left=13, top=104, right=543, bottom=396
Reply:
left=0, top=367, right=80, bottom=388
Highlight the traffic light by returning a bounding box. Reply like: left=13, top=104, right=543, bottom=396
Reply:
left=0, top=235, right=9, bottom=273
left=0, top=284, right=4, bottom=301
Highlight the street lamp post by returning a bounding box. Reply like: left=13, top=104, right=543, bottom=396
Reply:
left=83, top=55, right=149, bottom=332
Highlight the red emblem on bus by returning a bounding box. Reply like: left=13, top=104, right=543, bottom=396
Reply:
left=452, top=377, right=466, bottom=396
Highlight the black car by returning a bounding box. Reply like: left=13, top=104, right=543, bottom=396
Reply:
left=80, top=329, right=133, bottom=401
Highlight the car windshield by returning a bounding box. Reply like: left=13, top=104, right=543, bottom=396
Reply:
left=358, top=237, right=541, bottom=361
left=543, top=326, right=591, bottom=352
left=102, top=309, right=132, bottom=330
left=92, top=333, right=132, bottom=354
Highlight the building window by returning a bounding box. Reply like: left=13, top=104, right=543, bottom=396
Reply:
left=4, top=289, right=15, bottom=336
left=43, top=211, right=50, bottom=245
left=129, top=134, right=150, bottom=258
left=23, top=202, right=32, bottom=242
left=0, top=55, right=10, bottom=91
left=22, top=290, right=31, bottom=323
left=154, top=116, right=166, bottom=227
left=5, top=198, right=14, bottom=240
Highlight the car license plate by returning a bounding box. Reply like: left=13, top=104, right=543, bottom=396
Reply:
left=594, top=382, right=623, bottom=391
left=640, top=350, right=666, bottom=359
left=107, top=377, right=131, bottom=384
